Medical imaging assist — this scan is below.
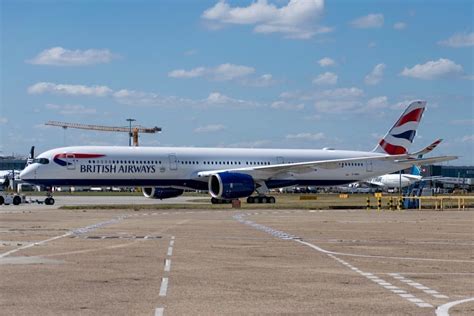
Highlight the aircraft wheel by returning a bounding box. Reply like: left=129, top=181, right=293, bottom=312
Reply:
left=268, top=196, right=276, bottom=204
left=247, top=196, right=254, bottom=204
left=0, top=196, right=4, bottom=205
left=13, top=196, right=21, bottom=205
left=211, top=197, right=218, bottom=204
left=260, top=196, right=268, bottom=204
left=49, top=198, right=55, bottom=205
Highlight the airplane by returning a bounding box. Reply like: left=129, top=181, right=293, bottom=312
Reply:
left=367, top=165, right=422, bottom=189
left=20, top=100, right=456, bottom=205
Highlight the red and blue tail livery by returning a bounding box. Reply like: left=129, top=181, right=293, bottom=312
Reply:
left=373, top=100, right=426, bottom=155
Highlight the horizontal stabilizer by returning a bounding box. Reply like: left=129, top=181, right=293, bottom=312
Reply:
left=410, top=139, right=443, bottom=157
left=395, top=155, right=457, bottom=165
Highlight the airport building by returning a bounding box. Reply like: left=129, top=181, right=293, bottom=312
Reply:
left=0, top=156, right=27, bottom=171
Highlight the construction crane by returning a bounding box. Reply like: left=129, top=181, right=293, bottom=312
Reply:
left=45, top=121, right=162, bottom=146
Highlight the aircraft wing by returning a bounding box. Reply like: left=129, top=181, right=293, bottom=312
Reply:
left=393, top=155, right=457, bottom=165
left=196, top=154, right=457, bottom=180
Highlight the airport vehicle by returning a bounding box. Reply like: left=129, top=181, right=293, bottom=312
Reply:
left=20, top=101, right=456, bottom=204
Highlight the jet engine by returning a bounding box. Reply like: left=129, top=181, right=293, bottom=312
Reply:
left=142, top=187, right=184, bottom=200
left=208, top=172, right=255, bottom=199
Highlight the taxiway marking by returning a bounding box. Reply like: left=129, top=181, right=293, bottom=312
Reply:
left=436, top=297, right=474, bottom=316
left=389, top=273, right=449, bottom=299
left=164, top=259, right=171, bottom=272
left=154, top=307, right=164, bottom=316
left=234, top=214, right=434, bottom=309
left=159, top=277, right=169, bottom=296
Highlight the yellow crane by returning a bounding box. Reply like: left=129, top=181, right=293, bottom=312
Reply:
left=45, top=121, right=162, bottom=146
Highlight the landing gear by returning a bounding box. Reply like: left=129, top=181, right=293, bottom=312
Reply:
left=246, top=196, right=276, bottom=204
left=45, top=197, right=55, bottom=205
left=44, top=188, right=55, bottom=205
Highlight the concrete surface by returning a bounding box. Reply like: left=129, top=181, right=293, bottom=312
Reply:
left=0, top=201, right=473, bottom=315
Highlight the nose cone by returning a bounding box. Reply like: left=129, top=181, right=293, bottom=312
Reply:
left=20, top=165, right=36, bottom=182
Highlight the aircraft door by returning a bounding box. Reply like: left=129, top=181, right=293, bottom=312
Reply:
left=66, top=154, right=76, bottom=170
left=366, top=161, right=373, bottom=172
left=169, top=154, right=178, bottom=170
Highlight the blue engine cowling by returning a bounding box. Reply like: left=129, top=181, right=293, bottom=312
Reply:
left=142, top=187, right=184, bottom=200
left=208, top=172, right=255, bottom=199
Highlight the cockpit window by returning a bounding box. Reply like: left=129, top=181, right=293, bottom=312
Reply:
left=33, top=158, right=49, bottom=164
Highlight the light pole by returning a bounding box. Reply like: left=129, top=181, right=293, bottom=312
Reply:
left=126, top=118, right=136, bottom=147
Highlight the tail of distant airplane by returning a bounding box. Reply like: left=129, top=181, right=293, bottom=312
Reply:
left=410, top=165, right=421, bottom=176
left=373, top=100, right=426, bottom=155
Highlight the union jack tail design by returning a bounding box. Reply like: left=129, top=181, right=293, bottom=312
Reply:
left=373, top=100, right=426, bottom=155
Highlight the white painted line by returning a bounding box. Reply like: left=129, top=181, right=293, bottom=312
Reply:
left=408, top=298, right=424, bottom=303
left=399, top=294, right=415, bottom=298
left=164, top=259, right=171, bottom=272
left=425, top=290, right=439, bottom=294
left=154, top=307, right=164, bottom=316
left=384, top=286, right=399, bottom=290
left=436, top=297, right=474, bottom=316
left=391, top=289, right=407, bottom=294
left=167, top=247, right=173, bottom=256
left=170, top=240, right=175, bottom=246
left=434, top=294, right=449, bottom=299
left=159, top=277, right=169, bottom=296
left=414, top=285, right=430, bottom=290
left=417, top=302, right=433, bottom=308
left=0, top=232, right=71, bottom=258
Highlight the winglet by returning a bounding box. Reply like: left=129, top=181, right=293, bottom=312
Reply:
left=410, top=139, right=443, bottom=157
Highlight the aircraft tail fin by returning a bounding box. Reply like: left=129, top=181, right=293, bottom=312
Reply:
left=372, top=100, right=426, bottom=155
left=410, top=165, right=421, bottom=176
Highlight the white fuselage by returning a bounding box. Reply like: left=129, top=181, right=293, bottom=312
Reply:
left=369, top=174, right=422, bottom=188
left=20, top=146, right=413, bottom=191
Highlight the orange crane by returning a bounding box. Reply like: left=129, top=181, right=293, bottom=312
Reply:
left=45, top=121, right=162, bottom=146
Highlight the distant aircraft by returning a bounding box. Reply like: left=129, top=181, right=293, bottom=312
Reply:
left=367, top=165, right=422, bottom=189
left=20, top=101, right=456, bottom=204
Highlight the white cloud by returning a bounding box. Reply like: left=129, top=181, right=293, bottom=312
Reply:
left=201, top=0, right=328, bottom=39
left=393, top=22, right=406, bottom=30
left=0, top=116, right=8, bottom=124
left=364, top=63, right=386, bottom=85
left=194, top=124, right=226, bottom=133
left=350, top=13, right=384, bottom=29
left=365, top=96, right=388, bottom=110
left=286, top=132, right=325, bottom=141
left=169, top=63, right=255, bottom=81
left=438, top=32, right=474, bottom=48
left=271, top=100, right=304, bottom=110
left=168, top=67, right=207, bottom=78
left=461, top=135, right=474, bottom=143
left=27, top=47, right=116, bottom=66
left=316, top=87, right=364, bottom=99
left=314, top=100, right=361, bottom=113
left=243, top=73, right=277, bottom=87
left=45, top=103, right=97, bottom=115
left=400, top=58, right=464, bottom=80
left=28, top=82, right=112, bottom=96
left=318, top=57, right=336, bottom=67
left=312, top=72, right=338, bottom=85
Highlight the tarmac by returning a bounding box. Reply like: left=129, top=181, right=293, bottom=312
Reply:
left=1, top=196, right=473, bottom=315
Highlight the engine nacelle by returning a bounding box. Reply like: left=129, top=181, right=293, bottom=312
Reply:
left=142, top=187, right=184, bottom=200
left=208, top=172, right=255, bottom=199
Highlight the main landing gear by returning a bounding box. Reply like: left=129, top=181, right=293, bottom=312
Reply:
left=246, top=196, right=276, bottom=204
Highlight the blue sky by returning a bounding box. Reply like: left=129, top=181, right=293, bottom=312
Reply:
left=1, top=0, right=472, bottom=164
